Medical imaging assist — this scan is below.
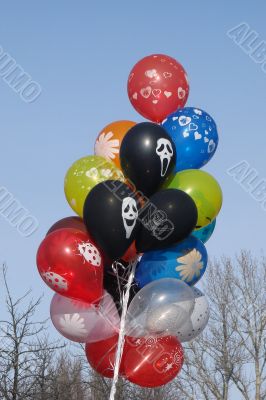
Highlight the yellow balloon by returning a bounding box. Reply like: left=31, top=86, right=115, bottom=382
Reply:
left=164, top=169, right=223, bottom=229
left=64, top=155, right=125, bottom=217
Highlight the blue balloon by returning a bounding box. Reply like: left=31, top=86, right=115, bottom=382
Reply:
left=135, top=236, right=208, bottom=288
left=162, top=107, right=218, bottom=172
left=192, top=219, right=216, bottom=244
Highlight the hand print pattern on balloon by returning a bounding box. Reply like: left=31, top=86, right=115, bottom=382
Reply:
left=50, top=291, right=120, bottom=343
left=176, top=248, right=204, bottom=282
left=94, top=131, right=120, bottom=161
left=94, top=120, right=136, bottom=169
left=59, top=313, right=87, bottom=338
left=162, top=107, right=219, bottom=172
left=135, top=236, right=208, bottom=288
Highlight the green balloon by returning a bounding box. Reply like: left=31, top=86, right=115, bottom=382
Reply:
left=164, top=169, right=222, bottom=229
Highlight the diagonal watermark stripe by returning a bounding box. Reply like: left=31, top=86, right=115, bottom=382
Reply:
left=0, top=45, right=42, bottom=103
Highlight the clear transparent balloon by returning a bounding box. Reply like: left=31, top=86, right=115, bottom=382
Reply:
left=176, top=287, right=210, bottom=342
left=50, top=290, right=120, bottom=343
left=126, top=278, right=195, bottom=337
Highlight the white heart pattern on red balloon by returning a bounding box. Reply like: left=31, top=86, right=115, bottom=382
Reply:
left=164, top=91, right=172, bottom=98
left=152, top=89, right=161, bottom=98
left=178, top=87, right=186, bottom=99
left=140, top=86, right=152, bottom=98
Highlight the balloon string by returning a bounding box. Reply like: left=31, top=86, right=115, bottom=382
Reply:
left=109, top=259, right=137, bottom=400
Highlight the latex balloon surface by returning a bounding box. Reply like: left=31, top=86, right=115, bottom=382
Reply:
left=128, top=54, right=189, bottom=122
left=136, top=236, right=208, bottom=287
left=85, top=334, right=124, bottom=378
left=162, top=107, right=218, bottom=171
left=136, top=189, right=197, bottom=253
left=64, top=155, right=124, bottom=217
left=83, top=180, right=141, bottom=261
left=94, top=120, right=136, bottom=168
left=47, top=216, right=88, bottom=236
left=192, top=219, right=216, bottom=243
left=164, top=169, right=222, bottom=229
left=37, top=228, right=103, bottom=303
left=126, top=278, right=195, bottom=337
left=120, top=122, right=176, bottom=196
left=176, top=287, right=210, bottom=342
left=50, top=290, right=120, bottom=343
left=123, top=335, right=184, bottom=387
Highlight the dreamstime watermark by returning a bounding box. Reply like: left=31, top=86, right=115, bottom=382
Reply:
left=227, top=160, right=266, bottom=211
left=0, top=186, right=39, bottom=237
left=227, top=22, right=266, bottom=73
left=0, top=45, right=42, bottom=103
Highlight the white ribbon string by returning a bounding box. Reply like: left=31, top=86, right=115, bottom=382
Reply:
left=109, top=259, right=137, bottom=400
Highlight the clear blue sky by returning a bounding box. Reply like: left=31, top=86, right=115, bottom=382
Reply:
left=0, top=1, right=265, bottom=395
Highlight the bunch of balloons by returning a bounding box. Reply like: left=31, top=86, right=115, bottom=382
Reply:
left=36, top=54, right=222, bottom=391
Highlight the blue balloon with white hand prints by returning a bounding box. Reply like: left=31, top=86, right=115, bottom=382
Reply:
left=135, top=236, right=208, bottom=288
left=162, top=107, right=218, bottom=172
left=192, top=219, right=216, bottom=244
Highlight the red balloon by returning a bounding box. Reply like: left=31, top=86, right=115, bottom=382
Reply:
left=85, top=334, right=125, bottom=378
left=123, top=335, right=184, bottom=387
left=37, top=228, right=103, bottom=304
left=121, top=241, right=138, bottom=263
left=46, top=216, right=88, bottom=236
left=128, top=54, right=189, bottom=123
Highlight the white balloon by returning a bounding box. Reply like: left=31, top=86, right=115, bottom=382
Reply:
left=176, top=287, right=209, bottom=342
left=126, top=278, right=195, bottom=337
left=50, top=290, right=120, bottom=343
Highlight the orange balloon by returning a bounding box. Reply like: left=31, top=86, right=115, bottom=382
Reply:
left=94, top=120, right=136, bottom=169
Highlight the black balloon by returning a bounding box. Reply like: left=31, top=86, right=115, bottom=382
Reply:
left=103, top=262, right=140, bottom=316
left=83, top=180, right=141, bottom=261
left=120, top=122, right=176, bottom=196
left=136, top=189, right=198, bottom=253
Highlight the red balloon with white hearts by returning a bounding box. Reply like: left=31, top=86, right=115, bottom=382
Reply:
left=36, top=228, right=104, bottom=304
left=128, top=54, right=189, bottom=123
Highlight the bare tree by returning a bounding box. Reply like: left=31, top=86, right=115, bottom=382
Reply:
left=0, top=264, right=63, bottom=400
left=174, top=251, right=266, bottom=400
left=1, top=251, right=265, bottom=400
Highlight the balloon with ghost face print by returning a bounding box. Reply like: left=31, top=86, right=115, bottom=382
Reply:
left=120, top=122, right=176, bottom=196
left=162, top=107, right=219, bottom=172
left=83, top=180, right=141, bottom=261
left=176, top=287, right=210, bottom=342
left=135, top=236, right=208, bottom=288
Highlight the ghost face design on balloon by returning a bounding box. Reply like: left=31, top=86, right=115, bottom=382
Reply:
left=156, top=138, right=174, bottom=177
left=122, top=197, right=138, bottom=239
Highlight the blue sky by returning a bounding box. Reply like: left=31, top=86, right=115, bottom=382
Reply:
left=0, top=1, right=265, bottom=396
